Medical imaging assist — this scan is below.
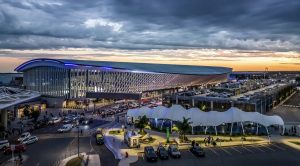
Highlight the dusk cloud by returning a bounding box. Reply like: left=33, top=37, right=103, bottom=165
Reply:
left=0, top=0, right=300, bottom=51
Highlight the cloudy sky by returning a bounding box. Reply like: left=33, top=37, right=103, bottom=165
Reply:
left=1, top=0, right=300, bottom=72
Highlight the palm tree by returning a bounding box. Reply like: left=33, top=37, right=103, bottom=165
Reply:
left=135, top=115, right=149, bottom=134
left=177, top=117, right=192, bottom=142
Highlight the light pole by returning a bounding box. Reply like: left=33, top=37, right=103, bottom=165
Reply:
left=77, top=120, right=79, bottom=157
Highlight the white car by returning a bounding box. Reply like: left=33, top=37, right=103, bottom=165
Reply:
left=21, top=136, right=39, bottom=145
left=57, top=124, right=73, bottom=133
left=49, top=117, right=62, bottom=124
left=0, top=140, right=9, bottom=150
left=17, top=132, right=31, bottom=142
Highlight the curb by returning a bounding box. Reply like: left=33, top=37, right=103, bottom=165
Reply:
left=103, top=124, right=123, bottom=160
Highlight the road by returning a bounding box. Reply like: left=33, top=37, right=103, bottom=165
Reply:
left=132, top=143, right=300, bottom=166
left=0, top=119, right=119, bottom=166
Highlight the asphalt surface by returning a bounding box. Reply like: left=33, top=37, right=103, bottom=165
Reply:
left=91, top=135, right=119, bottom=166
left=31, top=119, right=110, bottom=134
left=282, top=92, right=300, bottom=106
left=132, top=143, right=300, bottom=166
left=267, top=91, right=300, bottom=123
left=0, top=118, right=118, bottom=166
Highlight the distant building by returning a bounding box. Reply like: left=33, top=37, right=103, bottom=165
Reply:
left=0, top=73, right=23, bottom=87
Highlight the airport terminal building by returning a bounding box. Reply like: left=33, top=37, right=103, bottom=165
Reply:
left=15, top=58, right=232, bottom=101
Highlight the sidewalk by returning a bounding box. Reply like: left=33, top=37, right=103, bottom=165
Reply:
left=103, top=124, right=139, bottom=166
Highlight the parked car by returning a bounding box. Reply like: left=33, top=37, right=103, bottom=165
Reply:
left=156, top=146, right=169, bottom=159
left=17, top=132, right=31, bottom=142
left=34, top=120, right=48, bottom=129
left=63, top=118, right=72, bottom=124
left=190, top=145, right=205, bottom=157
left=49, top=117, right=62, bottom=124
left=21, top=136, right=39, bottom=145
left=0, top=140, right=9, bottom=150
left=96, top=134, right=104, bottom=145
left=81, top=118, right=93, bottom=125
left=57, top=124, right=73, bottom=133
left=144, top=146, right=158, bottom=162
left=168, top=145, right=181, bottom=158
left=4, top=144, right=26, bottom=154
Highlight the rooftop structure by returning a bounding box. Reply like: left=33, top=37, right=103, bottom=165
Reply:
left=0, top=87, right=40, bottom=110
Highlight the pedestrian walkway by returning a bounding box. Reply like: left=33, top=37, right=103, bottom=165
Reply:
left=103, top=123, right=139, bottom=166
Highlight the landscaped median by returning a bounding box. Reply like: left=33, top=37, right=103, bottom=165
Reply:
left=282, top=138, right=300, bottom=150
left=59, top=153, right=87, bottom=166
left=58, top=153, right=100, bottom=166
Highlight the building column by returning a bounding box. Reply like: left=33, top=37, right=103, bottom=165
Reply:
left=1, top=110, right=8, bottom=130
left=175, top=95, right=178, bottom=104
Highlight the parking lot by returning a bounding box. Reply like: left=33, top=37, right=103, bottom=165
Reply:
left=132, top=143, right=300, bottom=166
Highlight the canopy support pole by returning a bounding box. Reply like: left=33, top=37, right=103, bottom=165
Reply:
left=161, top=120, right=165, bottom=130
left=170, top=120, right=173, bottom=132
left=265, top=126, right=271, bottom=144
left=214, top=126, right=218, bottom=135
left=282, top=125, right=285, bottom=135
left=230, top=123, right=233, bottom=136
left=241, top=122, right=245, bottom=135
left=256, top=123, right=259, bottom=135
left=265, top=126, right=269, bottom=136
left=192, top=126, right=194, bottom=135
left=204, top=126, right=208, bottom=135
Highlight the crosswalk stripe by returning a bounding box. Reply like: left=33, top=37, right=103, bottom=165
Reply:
left=230, top=147, right=242, bottom=154
left=259, top=144, right=275, bottom=152
left=207, top=148, right=219, bottom=156
left=270, top=143, right=286, bottom=150
left=249, top=145, right=265, bottom=152
left=220, top=148, right=232, bottom=155
left=241, top=146, right=254, bottom=153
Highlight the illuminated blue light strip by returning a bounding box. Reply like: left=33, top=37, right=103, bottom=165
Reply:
left=15, top=58, right=62, bottom=71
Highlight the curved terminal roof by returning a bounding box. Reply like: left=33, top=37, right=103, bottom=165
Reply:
left=15, top=58, right=232, bottom=76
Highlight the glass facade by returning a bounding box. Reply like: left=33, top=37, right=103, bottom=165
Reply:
left=23, top=66, right=228, bottom=99
left=24, top=66, right=69, bottom=98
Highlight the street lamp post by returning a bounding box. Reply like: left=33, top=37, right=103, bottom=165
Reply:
left=77, top=120, right=79, bottom=157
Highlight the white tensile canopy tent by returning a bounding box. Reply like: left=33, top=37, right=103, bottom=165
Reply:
left=126, top=105, right=285, bottom=135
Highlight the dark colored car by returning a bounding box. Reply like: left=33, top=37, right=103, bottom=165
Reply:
left=156, top=146, right=169, bottom=159
left=144, top=146, right=158, bottom=162
left=4, top=144, right=26, bottom=155
left=34, top=120, right=48, bottom=129
left=168, top=145, right=181, bottom=158
left=190, top=145, right=205, bottom=157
